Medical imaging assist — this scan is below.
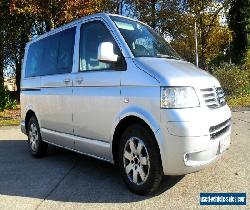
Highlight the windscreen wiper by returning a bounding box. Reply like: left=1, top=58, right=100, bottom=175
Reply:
left=156, top=54, right=180, bottom=60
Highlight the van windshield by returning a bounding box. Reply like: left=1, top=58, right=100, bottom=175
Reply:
left=110, top=16, right=180, bottom=59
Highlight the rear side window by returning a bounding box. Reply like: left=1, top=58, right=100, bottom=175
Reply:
left=42, top=35, right=59, bottom=76
left=25, top=27, right=76, bottom=77
left=25, top=41, right=44, bottom=77
left=57, top=28, right=76, bottom=74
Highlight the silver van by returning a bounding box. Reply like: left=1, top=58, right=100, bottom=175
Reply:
left=21, top=13, right=231, bottom=195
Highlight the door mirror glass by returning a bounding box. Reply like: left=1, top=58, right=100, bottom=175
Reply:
left=97, top=42, right=118, bottom=63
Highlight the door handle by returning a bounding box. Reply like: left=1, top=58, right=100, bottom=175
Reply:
left=64, top=78, right=71, bottom=84
left=75, top=77, right=84, bottom=84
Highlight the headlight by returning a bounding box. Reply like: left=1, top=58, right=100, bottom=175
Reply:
left=161, top=87, right=200, bottom=108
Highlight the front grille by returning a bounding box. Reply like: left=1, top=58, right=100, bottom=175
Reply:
left=200, top=87, right=226, bottom=109
left=209, top=118, right=231, bottom=140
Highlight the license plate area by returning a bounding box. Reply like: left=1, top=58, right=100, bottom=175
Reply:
left=219, top=136, right=230, bottom=154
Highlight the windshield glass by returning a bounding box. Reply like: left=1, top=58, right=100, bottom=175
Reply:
left=110, top=16, right=180, bottom=59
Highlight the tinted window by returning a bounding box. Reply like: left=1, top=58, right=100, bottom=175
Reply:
left=25, top=41, right=44, bottom=77
left=57, top=28, right=76, bottom=73
left=79, top=21, right=124, bottom=71
left=41, top=35, right=59, bottom=76
left=25, top=27, right=76, bottom=77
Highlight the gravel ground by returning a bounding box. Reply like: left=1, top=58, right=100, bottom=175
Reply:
left=0, top=111, right=249, bottom=210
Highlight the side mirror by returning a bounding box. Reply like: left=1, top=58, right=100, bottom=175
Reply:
left=97, top=42, right=118, bottom=62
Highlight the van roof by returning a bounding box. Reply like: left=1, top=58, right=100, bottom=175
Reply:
left=27, top=13, right=106, bottom=45
left=27, top=13, right=139, bottom=45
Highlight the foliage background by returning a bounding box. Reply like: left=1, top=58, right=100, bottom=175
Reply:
left=0, top=0, right=249, bottom=110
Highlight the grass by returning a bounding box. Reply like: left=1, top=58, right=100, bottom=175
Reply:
left=0, top=105, right=20, bottom=126
left=227, top=95, right=250, bottom=108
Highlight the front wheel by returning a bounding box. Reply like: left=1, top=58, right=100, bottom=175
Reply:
left=27, top=116, right=48, bottom=158
left=118, top=123, right=163, bottom=195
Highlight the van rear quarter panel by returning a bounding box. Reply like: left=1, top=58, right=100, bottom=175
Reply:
left=21, top=78, right=42, bottom=125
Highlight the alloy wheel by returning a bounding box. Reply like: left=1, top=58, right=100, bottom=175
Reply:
left=29, top=123, right=39, bottom=151
left=123, top=137, right=150, bottom=185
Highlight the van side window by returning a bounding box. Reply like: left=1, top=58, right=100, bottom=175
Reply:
left=42, top=35, right=59, bottom=76
left=25, top=41, right=44, bottom=77
left=25, top=27, right=76, bottom=77
left=57, top=28, right=76, bottom=73
left=79, top=21, right=125, bottom=71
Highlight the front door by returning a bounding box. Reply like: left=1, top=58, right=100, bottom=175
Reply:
left=72, top=20, right=125, bottom=146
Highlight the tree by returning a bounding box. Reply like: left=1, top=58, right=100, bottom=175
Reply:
left=228, top=0, right=250, bottom=64
left=0, top=41, right=4, bottom=81
left=106, top=0, right=134, bottom=16
left=0, top=21, right=4, bottom=80
left=130, top=0, right=231, bottom=68
left=11, top=0, right=111, bottom=32
left=171, top=12, right=231, bottom=66
left=0, top=1, right=7, bottom=81
left=1, top=0, right=233, bottom=95
left=3, top=0, right=109, bottom=94
left=0, top=0, right=33, bottom=93
left=130, top=0, right=183, bottom=30
left=181, top=0, right=231, bottom=69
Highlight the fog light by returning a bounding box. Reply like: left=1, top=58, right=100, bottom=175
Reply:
left=184, top=153, right=190, bottom=162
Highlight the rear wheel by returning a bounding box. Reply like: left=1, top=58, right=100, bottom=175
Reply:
left=118, top=123, right=163, bottom=195
left=27, top=116, right=48, bottom=158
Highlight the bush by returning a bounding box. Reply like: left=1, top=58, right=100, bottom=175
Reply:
left=211, top=64, right=250, bottom=97
left=4, top=95, right=17, bottom=110
left=242, top=49, right=250, bottom=71
left=0, top=79, right=17, bottom=111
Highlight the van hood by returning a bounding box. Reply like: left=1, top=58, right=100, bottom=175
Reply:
left=133, top=57, right=220, bottom=88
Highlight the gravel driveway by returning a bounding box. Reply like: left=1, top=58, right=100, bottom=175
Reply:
left=0, top=111, right=249, bottom=210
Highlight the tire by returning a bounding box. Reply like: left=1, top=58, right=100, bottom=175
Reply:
left=27, top=116, right=48, bottom=158
left=118, top=123, right=163, bottom=195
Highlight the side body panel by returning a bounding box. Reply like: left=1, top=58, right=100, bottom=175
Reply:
left=72, top=71, right=121, bottom=142
left=111, top=58, right=163, bottom=162
left=39, top=74, right=74, bottom=148
left=39, top=74, right=73, bottom=134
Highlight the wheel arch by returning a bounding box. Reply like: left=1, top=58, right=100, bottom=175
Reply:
left=111, top=111, right=163, bottom=167
left=24, top=108, right=39, bottom=134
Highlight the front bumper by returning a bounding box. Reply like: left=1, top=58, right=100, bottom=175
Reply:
left=159, top=105, right=231, bottom=175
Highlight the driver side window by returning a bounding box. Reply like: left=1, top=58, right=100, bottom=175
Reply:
left=79, top=21, right=123, bottom=71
